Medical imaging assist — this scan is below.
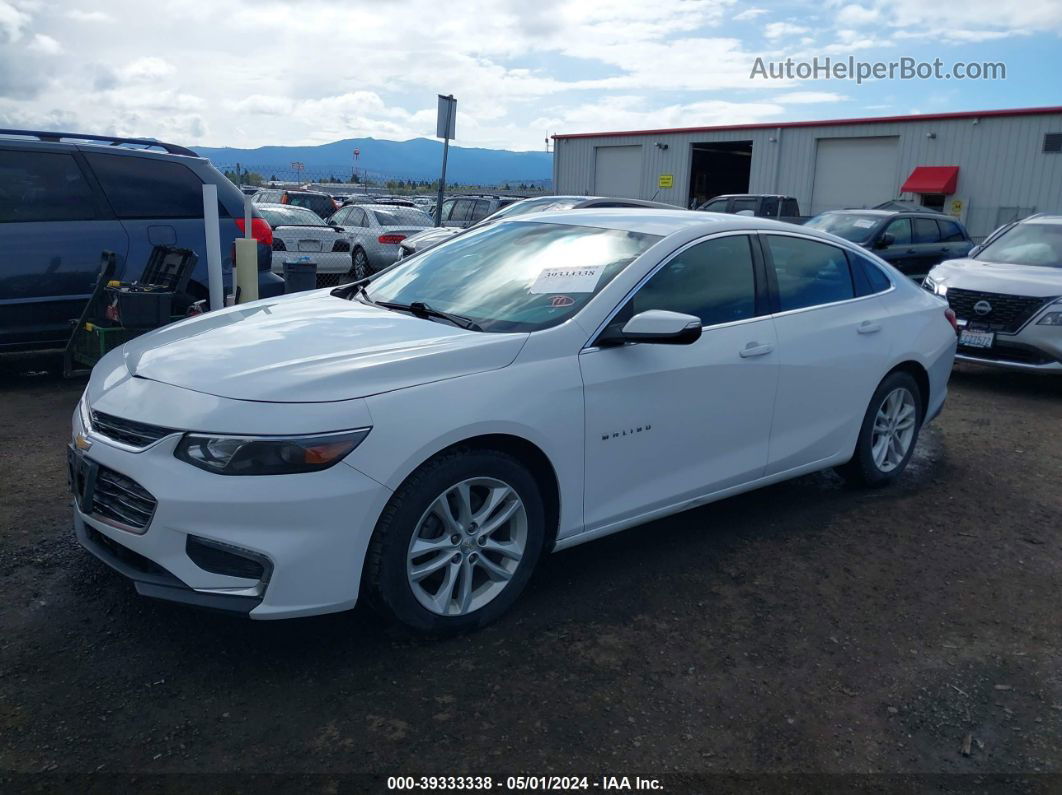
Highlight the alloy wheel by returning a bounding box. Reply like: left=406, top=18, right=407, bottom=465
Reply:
left=871, top=387, right=917, bottom=473
left=351, top=250, right=369, bottom=281
left=406, top=477, right=528, bottom=616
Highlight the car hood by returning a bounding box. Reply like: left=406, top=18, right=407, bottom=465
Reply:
left=929, top=257, right=1062, bottom=298
left=119, top=290, right=528, bottom=403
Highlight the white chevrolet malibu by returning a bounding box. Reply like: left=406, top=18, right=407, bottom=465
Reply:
left=70, top=210, right=957, bottom=633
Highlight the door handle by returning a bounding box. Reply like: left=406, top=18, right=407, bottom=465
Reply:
left=739, top=342, right=774, bottom=358
left=858, top=321, right=882, bottom=334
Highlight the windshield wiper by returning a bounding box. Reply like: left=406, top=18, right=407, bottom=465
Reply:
left=374, top=300, right=482, bottom=331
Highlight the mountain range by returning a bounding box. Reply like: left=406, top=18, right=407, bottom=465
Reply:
left=193, top=137, right=553, bottom=186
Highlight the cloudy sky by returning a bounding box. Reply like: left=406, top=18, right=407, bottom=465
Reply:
left=0, top=0, right=1059, bottom=151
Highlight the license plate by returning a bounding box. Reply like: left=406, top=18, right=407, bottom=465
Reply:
left=959, top=328, right=994, bottom=349
left=297, top=240, right=322, bottom=252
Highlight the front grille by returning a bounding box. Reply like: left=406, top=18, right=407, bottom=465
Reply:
left=90, top=411, right=174, bottom=449
left=316, top=273, right=351, bottom=289
left=91, top=466, right=158, bottom=531
left=84, top=524, right=167, bottom=576
left=946, top=288, right=1054, bottom=333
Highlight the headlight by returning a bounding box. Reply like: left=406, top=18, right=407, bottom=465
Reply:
left=175, top=429, right=370, bottom=475
left=1038, top=311, right=1062, bottom=326
left=922, top=276, right=947, bottom=296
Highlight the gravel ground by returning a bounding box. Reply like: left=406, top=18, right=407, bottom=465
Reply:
left=0, top=352, right=1060, bottom=792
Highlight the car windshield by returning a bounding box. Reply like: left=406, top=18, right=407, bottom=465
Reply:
left=975, top=222, right=1062, bottom=268
left=364, top=221, right=660, bottom=333
left=485, top=196, right=583, bottom=222
left=804, top=213, right=880, bottom=243
left=258, top=205, right=326, bottom=227
left=370, top=207, right=433, bottom=226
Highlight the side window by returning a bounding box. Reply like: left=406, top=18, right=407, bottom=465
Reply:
left=629, top=235, right=758, bottom=327
left=347, top=208, right=367, bottom=227
left=766, top=235, right=855, bottom=311
left=730, top=197, right=758, bottom=215
left=702, top=199, right=729, bottom=212
left=938, top=220, right=966, bottom=242
left=913, top=217, right=940, bottom=244
left=331, top=208, right=349, bottom=225
left=469, top=199, right=491, bottom=223
left=85, top=153, right=206, bottom=219
left=761, top=197, right=779, bottom=217
left=848, top=250, right=892, bottom=296
left=440, top=199, right=456, bottom=220
left=0, top=150, right=99, bottom=223
left=450, top=199, right=474, bottom=224
left=882, top=218, right=912, bottom=245
left=781, top=198, right=799, bottom=216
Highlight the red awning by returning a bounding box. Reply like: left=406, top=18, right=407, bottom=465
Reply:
left=901, top=166, right=959, bottom=194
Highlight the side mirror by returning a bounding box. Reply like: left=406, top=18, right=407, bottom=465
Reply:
left=875, top=232, right=895, bottom=249
left=598, top=310, right=702, bottom=346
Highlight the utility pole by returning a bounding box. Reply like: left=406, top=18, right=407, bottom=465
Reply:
left=434, top=94, right=456, bottom=227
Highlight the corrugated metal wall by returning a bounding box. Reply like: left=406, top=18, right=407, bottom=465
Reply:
left=554, top=112, right=1062, bottom=239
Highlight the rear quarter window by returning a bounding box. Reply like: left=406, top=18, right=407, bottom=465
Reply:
left=85, top=153, right=209, bottom=219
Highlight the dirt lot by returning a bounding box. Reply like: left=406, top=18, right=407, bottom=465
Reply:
left=1, top=351, right=1060, bottom=791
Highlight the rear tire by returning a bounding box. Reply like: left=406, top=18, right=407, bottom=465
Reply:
left=365, top=448, right=546, bottom=635
left=837, top=371, right=923, bottom=487
left=350, top=248, right=370, bottom=281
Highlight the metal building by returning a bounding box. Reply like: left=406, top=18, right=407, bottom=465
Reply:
left=552, top=106, right=1062, bottom=239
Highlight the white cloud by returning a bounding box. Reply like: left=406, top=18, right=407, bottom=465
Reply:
left=118, top=57, right=175, bottom=81
left=772, top=91, right=847, bottom=104
left=835, top=5, right=879, bottom=26
left=66, top=9, right=112, bottom=22
left=733, top=8, right=768, bottom=21
left=765, top=21, right=810, bottom=39
left=233, top=95, right=293, bottom=116
left=0, top=0, right=31, bottom=42
left=28, top=33, right=61, bottom=54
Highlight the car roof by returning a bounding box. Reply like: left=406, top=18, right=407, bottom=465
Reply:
left=519, top=208, right=839, bottom=238
left=1018, top=214, right=1062, bottom=225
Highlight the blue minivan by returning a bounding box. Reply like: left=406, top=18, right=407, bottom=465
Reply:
left=0, top=130, right=284, bottom=352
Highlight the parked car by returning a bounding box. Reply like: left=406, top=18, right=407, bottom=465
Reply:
left=252, top=188, right=338, bottom=219
left=342, top=195, right=416, bottom=207
left=805, top=209, right=973, bottom=279
left=256, top=203, right=354, bottom=288
left=436, top=194, right=527, bottom=228
left=398, top=195, right=679, bottom=260
left=697, top=194, right=810, bottom=224
left=70, top=210, right=956, bottom=633
left=924, top=214, right=1062, bottom=373
left=0, top=128, right=283, bottom=352
left=326, top=203, right=433, bottom=278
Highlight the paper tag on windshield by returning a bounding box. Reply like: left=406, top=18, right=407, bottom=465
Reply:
left=853, top=219, right=876, bottom=228
left=530, top=265, right=604, bottom=294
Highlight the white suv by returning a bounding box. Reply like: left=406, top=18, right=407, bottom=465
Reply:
left=71, top=210, right=957, bottom=634
left=925, top=214, right=1062, bottom=373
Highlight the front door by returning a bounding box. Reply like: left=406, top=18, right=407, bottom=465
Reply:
left=580, top=233, right=779, bottom=532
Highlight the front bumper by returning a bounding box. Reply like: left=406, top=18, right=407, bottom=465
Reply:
left=70, top=410, right=392, bottom=619
left=955, top=318, right=1062, bottom=374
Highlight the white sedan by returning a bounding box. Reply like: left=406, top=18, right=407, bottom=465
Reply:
left=70, top=210, right=957, bottom=633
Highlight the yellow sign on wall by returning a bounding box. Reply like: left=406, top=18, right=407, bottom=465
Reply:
left=658, top=174, right=674, bottom=189
left=948, top=198, right=964, bottom=217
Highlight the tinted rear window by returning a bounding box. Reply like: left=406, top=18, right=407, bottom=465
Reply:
left=369, top=207, right=433, bottom=226
left=0, top=150, right=98, bottom=223
left=287, top=193, right=335, bottom=215
left=85, top=153, right=208, bottom=219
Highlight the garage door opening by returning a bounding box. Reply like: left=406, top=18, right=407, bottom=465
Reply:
left=688, top=141, right=752, bottom=209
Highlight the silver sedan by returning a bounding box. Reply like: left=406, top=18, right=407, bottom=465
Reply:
left=327, top=204, right=434, bottom=279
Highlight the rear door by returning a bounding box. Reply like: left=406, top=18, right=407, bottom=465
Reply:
left=761, top=232, right=893, bottom=475
left=0, top=147, right=129, bottom=349
left=907, top=216, right=943, bottom=278
left=936, top=218, right=973, bottom=261
left=83, top=152, right=234, bottom=298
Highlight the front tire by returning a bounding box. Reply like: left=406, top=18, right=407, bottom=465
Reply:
left=365, top=448, right=546, bottom=635
left=837, top=371, right=923, bottom=487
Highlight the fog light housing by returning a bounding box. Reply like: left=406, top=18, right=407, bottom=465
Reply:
left=186, top=536, right=271, bottom=581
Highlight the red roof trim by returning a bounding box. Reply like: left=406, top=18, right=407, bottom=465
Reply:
left=552, top=106, right=1062, bottom=140
left=901, top=165, right=959, bottom=194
